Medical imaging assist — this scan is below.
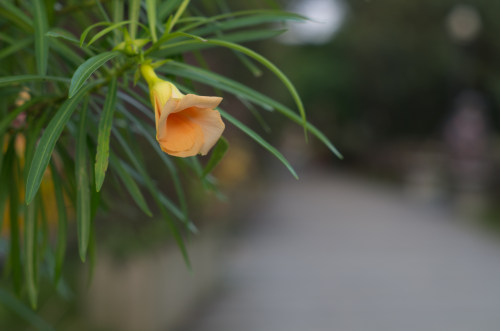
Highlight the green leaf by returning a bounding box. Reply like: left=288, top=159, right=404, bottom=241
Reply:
left=180, top=10, right=305, bottom=35
left=87, top=20, right=132, bottom=46
left=0, top=38, right=32, bottom=60
left=79, top=22, right=110, bottom=46
left=76, top=98, right=91, bottom=262
left=202, top=11, right=304, bottom=32
left=165, top=0, right=190, bottom=34
left=112, top=0, right=124, bottom=42
left=0, top=288, right=54, bottom=331
left=46, top=28, right=80, bottom=44
left=219, top=109, right=298, bottom=179
left=94, top=0, right=111, bottom=22
left=109, top=154, right=152, bottom=216
left=231, top=29, right=290, bottom=43
left=128, top=0, right=141, bottom=40
left=156, top=31, right=206, bottom=45
left=0, top=32, right=14, bottom=44
left=95, top=77, right=117, bottom=191
left=203, top=137, right=228, bottom=177
left=50, top=161, right=67, bottom=285
left=25, top=111, right=53, bottom=185
left=146, top=0, right=158, bottom=42
left=49, top=38, right=86, bottom=67
left=0, top=2, right=33, bottom=32
left=25, top=81, right=100, bottom=205
left=153, top=29, right=285, bottom=57
left=158, top=0, right=182, bottom=21
left=24, top=198, right=38, bottom=309
left=68, top=51, right=119, bottom=98
left=37, top=194, right=49, bottom=266
left=239, top=96, right=271, bottom=133
left=55, top=145, right=77, bottom=202
left=0, top=75, right=70, bottom=87
left=86, top=225, right=97, bottom=286
left=0, top=138, right=16, bottom=235
left=33, top=0, right=49, bottom=75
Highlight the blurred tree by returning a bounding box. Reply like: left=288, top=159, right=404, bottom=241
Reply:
left=265, top=0, right=500, bottom=155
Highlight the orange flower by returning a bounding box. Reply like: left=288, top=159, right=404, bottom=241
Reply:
left=140, top=64, right=225, bottom=157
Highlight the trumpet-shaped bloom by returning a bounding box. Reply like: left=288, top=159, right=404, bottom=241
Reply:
left=140, top=64, right=225, bottom=157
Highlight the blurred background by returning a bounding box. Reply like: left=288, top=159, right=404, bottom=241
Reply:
left=6, top=0, right=500, bottom=330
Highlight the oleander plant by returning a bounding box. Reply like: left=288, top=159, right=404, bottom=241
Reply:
left=0, top=0, right=341, bottom=325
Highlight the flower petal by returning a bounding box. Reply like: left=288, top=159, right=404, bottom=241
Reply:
left=173, top=94, right=222, bottom=114
left=158, top=113, right=204, bottom=157
left=182, top=107, right=225, bottom=155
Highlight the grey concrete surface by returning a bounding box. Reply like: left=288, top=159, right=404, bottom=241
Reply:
left=180, top=169, right=500, bottom=331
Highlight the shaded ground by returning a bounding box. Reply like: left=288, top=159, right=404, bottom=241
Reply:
left=179, top=168, right=500, bottom=331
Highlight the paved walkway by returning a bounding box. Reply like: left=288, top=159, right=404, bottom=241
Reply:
left=181, top=169, right=500, bottom=331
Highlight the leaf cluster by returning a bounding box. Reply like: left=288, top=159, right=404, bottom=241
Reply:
left=0, top=0, right=340, bottom=319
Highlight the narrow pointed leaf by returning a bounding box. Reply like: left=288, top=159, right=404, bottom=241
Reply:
left=0, top=288, right=54, bottom=331
left=112, top=0, right=124, bottom=42
left=219, top=109, right=298, bottom=179
left=50, top=38, right=86, bottom=67
left=50, top=161, right=67, bottom=285
left=177, top=10, right=304, bottom=36
left=87, top=20, right=132, bottom=46
left=33, top=0, right=49, bottom=75
left=158, top=0, right=182, bottom=21
left=25, top=81, right=100, bottom=205
left=0, top=139, right=15, bottom=236
left=128, top=0, right=141, bottom=40
left=69, top=51, right=119, bottom=98
left=109, top=154, right=152, bottom=216
left=0, top=75, right=70, bottom=87
left=46, top=28, right=80, bottom=44
left=94, top=0, right=111, bottom=22
left=24, top=199, right=38, bottom=309
left=189, top=10, right=305, bottom=35
left=0, top=38, right=32, bottom=60
left=0, top=2, right=33, bottom=32
left=146, top=0, right=158, bottom=42
left=24, top=109, right=53, bottom=183
left=203, top=137, right=228, bottom=177
left=80, top=22, right=110, bottom=46
left=165, top=0, right=190, bottom=34
left=153, top=29, right=285, bottom=56
left=86, top=225, right=97, bottom=286
left=76, top=100, right=91, bottom=262
left=95, top=77, right=117, bottom=191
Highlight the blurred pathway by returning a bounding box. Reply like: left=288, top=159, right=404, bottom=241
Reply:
left=181, top=168, right=500, bottom=331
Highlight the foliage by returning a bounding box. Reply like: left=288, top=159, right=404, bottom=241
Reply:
left=268, top=0, right=500, bottom=157
left=0, top=0, right=340, bottom=321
